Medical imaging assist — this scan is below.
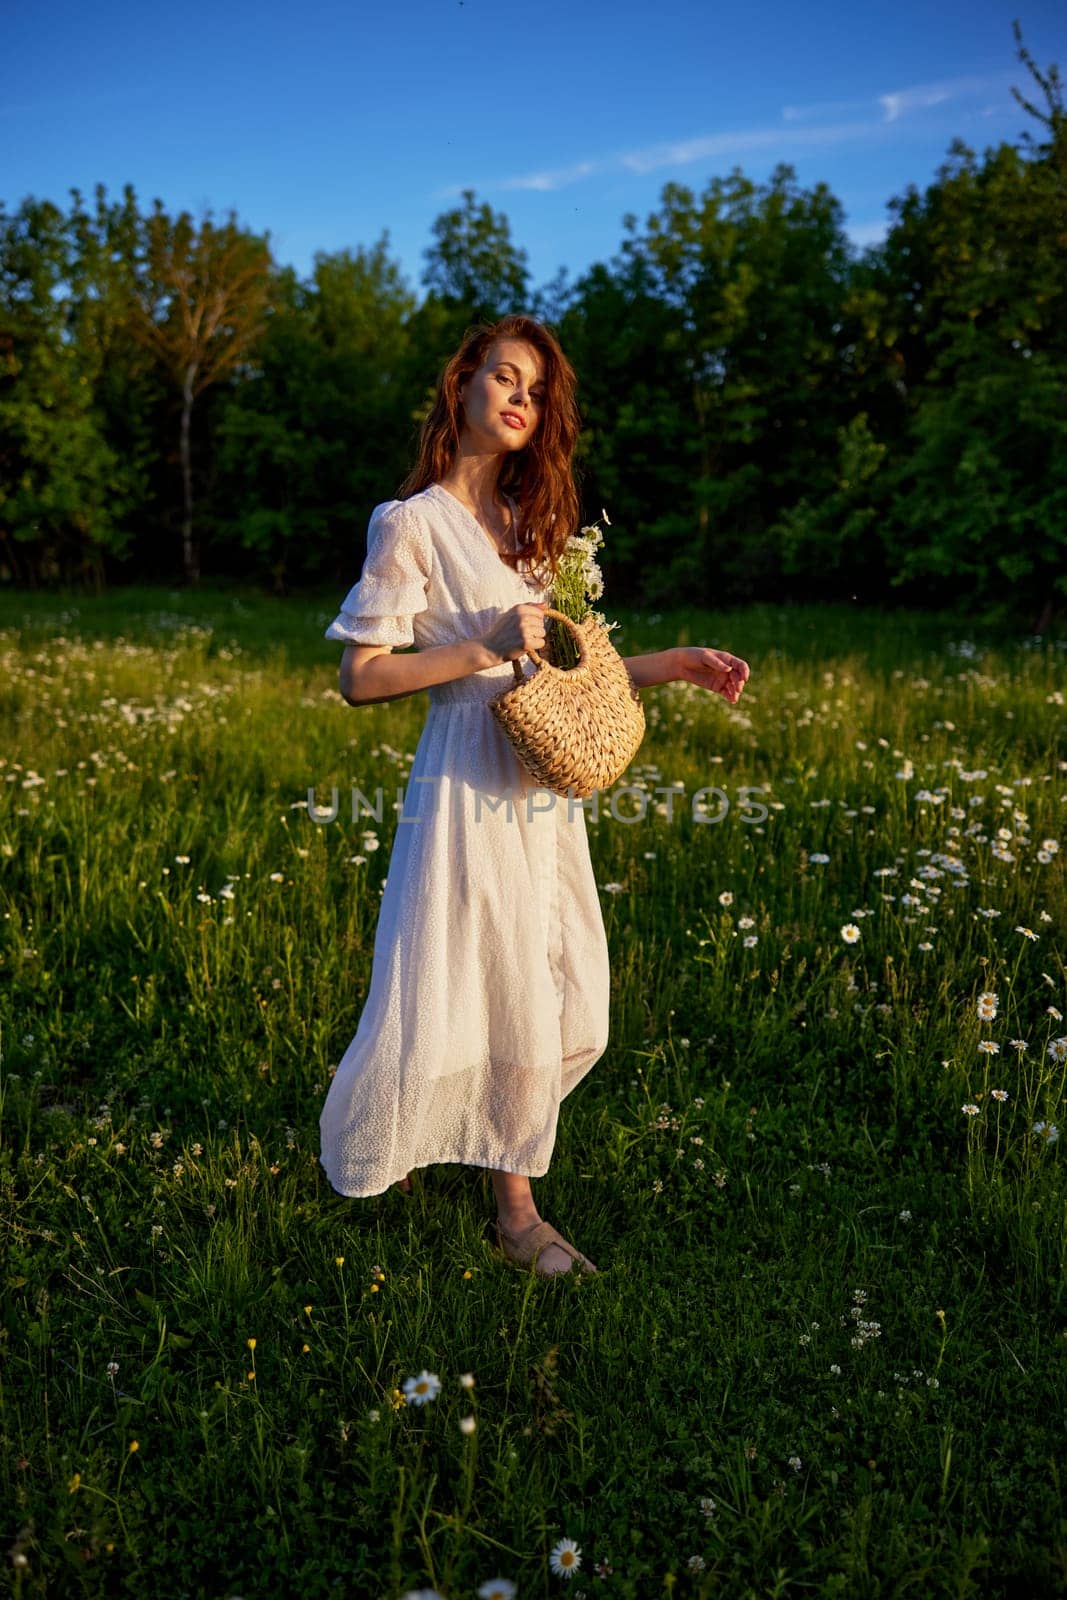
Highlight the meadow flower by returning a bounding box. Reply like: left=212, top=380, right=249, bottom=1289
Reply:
left=977, top=1040, right=1000, bottom=1055
left=962, top=1103, right=980, bottom=1116
left=549, top=1537, right=582, bottom=1579
left=1009, top=1039, right=1029, bottom=1052
left=1047, top=1037, right=1067, bottom=1064
left=402, top=1370, right=441, bottom=1406
left=688, top=1555, right=707, bottom=1571
left=738, top=916, right=755, bottom=929
left=1015, top=926, right=1039, bottom=941
left=991, top=1089, right=1009, bottom=1102
left=743, top=935, right=758, bottom=948
left=1033, top=1122, right=1060, bottom=1143
left=478, top=1581, right=516, bottom=1600
left=401, top=1591, right=445, bottom=1600
left=841, top=924, right=861, bottom=944
left=788, top=1456, right=802, bottom=1472
left=1048, top=1008, right=1063, bottom=1022
left=459, top=1372, right=475, bottom=1389
left=718, top=890, right=734, bottom=906
left=976, top=991, right=999, bottom=1020
left=808, top=853, right=830, bottom=864
left=459, top=1416, right=476, bottom=1435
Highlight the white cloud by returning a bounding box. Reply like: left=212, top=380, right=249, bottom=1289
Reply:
left=618, top=119, right=877, bottom=177
left=494, top=158, right=604, bottom=193
left=786, top=73, right=1010, bottom=128
left=437, top=71, right=1014, bottom=200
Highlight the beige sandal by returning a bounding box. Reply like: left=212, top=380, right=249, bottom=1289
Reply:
left=494, top=1216, right=597, bottom=1276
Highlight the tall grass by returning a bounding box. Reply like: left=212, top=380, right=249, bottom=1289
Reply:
left=1, top=584, right=1065, bottom=1598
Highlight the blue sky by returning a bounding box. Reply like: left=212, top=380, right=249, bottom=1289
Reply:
left=3, top=0, right=1064, bottom=301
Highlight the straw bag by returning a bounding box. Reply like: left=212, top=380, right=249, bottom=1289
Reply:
left=489, top=608, right=646, bottom=799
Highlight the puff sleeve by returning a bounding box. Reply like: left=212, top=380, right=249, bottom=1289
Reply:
left=324, top=499, right=434, bottom=649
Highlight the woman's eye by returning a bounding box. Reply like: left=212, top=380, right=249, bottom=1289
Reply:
left=496, top=373, right=544, bottom=401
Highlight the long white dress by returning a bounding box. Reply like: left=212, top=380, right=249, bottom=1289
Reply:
left=319, top=481, right=612, bottom=1198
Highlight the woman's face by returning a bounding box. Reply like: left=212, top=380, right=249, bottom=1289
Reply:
left=457, top=339, right=546, bottom=454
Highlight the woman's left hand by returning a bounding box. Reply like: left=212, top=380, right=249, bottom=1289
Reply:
left=672, top=646, right=750, bottom=704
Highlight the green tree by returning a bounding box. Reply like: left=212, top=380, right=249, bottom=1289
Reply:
left=564, top=165, right=854, bottom=605
left=129, top=204, right=273, bottom=583
left=865, top=25, right=1067, bottom=627
left=212, top=236, right=418, bottom=589
left=421, top=188, right=530, bottom=325
left=0, top=197, right=126, bottom=586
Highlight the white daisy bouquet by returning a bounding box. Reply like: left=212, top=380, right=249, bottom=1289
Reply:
left=546, top=507, right=620, bottom=669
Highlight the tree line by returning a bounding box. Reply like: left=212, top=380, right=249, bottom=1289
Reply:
left=1, top=23, right=1063, bottom=629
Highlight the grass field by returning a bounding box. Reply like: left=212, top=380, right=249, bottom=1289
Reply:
left=1, top=584, right=1065, bottom=1599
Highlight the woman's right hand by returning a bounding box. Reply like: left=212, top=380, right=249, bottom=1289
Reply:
left=479, top=602, right=549, bottom=667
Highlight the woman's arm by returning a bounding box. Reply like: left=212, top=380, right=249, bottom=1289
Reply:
left=622, top=645, right=750, bottom=704
left=340, top=639, right=499, bottom=706
left=620, top=648, right=681, bottom=690
left=340, top=602, right=549, bottom=707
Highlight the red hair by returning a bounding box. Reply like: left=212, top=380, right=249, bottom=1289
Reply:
left=396, top=314, right=581, bottom=587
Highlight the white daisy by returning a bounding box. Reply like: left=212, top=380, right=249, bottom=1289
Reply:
left=841, top=924, right=861, bottom=944
left=549, top=1537, right=582, bottom=1579
left=402, top=1370, right=441, bottom=1406
left=477, top=1580, right=517, bottom=1599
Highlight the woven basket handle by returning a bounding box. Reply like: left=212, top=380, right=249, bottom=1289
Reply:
left=511, top=607, right=588, bottom=683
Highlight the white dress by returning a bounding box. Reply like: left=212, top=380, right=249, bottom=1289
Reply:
left=319, top=482, right=612, bottom=1198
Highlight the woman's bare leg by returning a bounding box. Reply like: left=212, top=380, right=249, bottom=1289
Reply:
left=489, top=1168, right=596, bottom=1274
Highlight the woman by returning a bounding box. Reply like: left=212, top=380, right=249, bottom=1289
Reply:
left=319, top=314, right=749, bottom=1277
